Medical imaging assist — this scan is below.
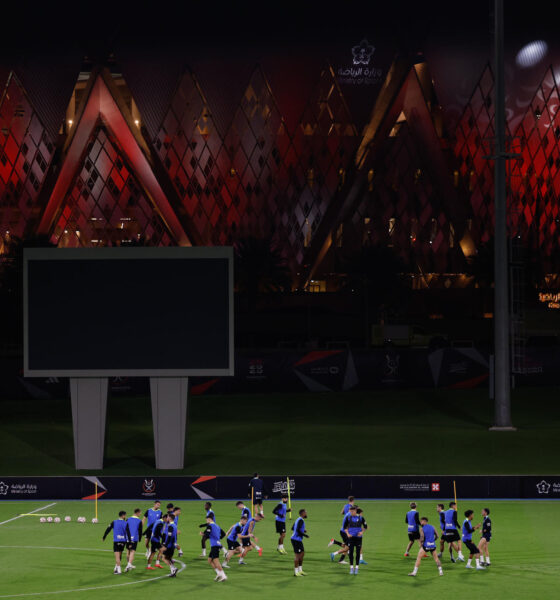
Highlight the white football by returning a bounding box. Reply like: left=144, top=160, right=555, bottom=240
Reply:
left=47, top=517, right=53, bottom=522
left=79, top=516, right=86, bottom=523
left=65, top=516, right=71, bottom=522
left=92, top=518, right=98, bottom=523
left=39, top=517, right=46, bottom=523
left=54, top=517, right=61, bottom=523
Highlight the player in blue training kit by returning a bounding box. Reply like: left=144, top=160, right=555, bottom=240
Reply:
left=343, top=505, right=366, bottom=575
left=328, top=496, right=355, bottom=563
left=102, top=510, right=128, bottom=574
left=161, top=513, right=179, bottom=577
left=147, top=513, right=169, bottom=570
left=199, top=502, right=215, bottom=557
left=239, top=513, right=264, bottom=561
left=291, top=509, right=309, bottom=577
left=249, top=473, right=267, bottom=516
left=222, top=516, right=248, bottom=568
left=478, top=508, right=492, bottom=566
left=272, top=495, right=291, bottom=554
left=125, top=508, right=142, bottom=572
left=171, top=506, right=183, bottom=557
left=408, top=517, right=444, bottom=577
left=462, top=510, right=486, bottom=570
left=404, top=502, right=421, bottom=556
left=203, top=515, right=228, bottom=582
left=443, top=502, right=465, bottom=562
left=436, top=503, right=446, bottom=558
left=235, top=500, right=252, bottom=520
left=142, top=501, right=162, bottom=558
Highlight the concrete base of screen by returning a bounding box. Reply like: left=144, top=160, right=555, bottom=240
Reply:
left=150, top=377, right=188, bottom=469
left=70, top=378, right=108, bottom=470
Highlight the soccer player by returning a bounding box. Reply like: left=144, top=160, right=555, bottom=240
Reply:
left=408, top=517, right=444, bottom=577
left=142, top=500, right=162, bottom=558
left=146, top=513, right=169, bottom=570
left=443, top=502, right=465, bottom=562
left=248, top=474, right=266, bottom=516
left=102, top=510, right=128, bottom=574
left=462, top=510, right=485, bottom=570
left=404, top=502, right=421, bottom=556
left=222, top=516, right=247, bottom=568
left=343, top=505, right=365, bottom=575
left=125, top=508, right=143, bottom=572
left=202, top=514, right=227, bottom=582
left=239, top=513, right=263, bottom=561
left=199, top=502, right=215, bottom=557
left=436, top=503, right=446, bottom=558
left=236, top=500, right=251, bottom=520
left=161, top=513, right=179, bottom=577
left=291, top=508, right=309, bottom=577
left=356, top=507, right=368, bottom=565
left=478, top=508, right=491, bottom=566
left=272, top=495, right=291, bottom=553
left=328, top=498, right=353, bottom=564
left=341, top=496, right=355, bottom=515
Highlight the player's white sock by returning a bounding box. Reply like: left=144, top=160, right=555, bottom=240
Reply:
left=412, top=567, right=418, bottom=575
left=467, top=559, right=472, bottom=567
left=475, top=558, right=480, bottom=567
left=298, top=566, right=303, bottom=573
left=438, top=566, right=443, bottom=574
left=155, top=560, right=160, bottom=565
left=127, top=562, right=132, bottom=568
left=485, top=554, right=490, bottom=564
left=202, top=549, right=206, bottom=556
left=255, top=545, right=261, bottom=550
left=355, top=566, right=359, bottom=572
left=360, top=554, right=364, bottom=560
left=294, top=567, right=298, bottom=575
left=215, top=568, right=220, bottom=575
left=458, top=551, right=464, bottom=559
left=115, top=565, right=121, bottom=573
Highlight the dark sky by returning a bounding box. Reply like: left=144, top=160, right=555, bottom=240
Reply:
left=1, top=1, right=551, bottom=56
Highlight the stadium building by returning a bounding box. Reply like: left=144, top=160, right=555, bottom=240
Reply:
left=1, top=38, right=559, bottom=295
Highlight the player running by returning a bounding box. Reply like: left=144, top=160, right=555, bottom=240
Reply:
left=142, top=500, right=162, bottom=558
left=239, top=513, right=263, bottom=561
left=291, top=508, right=309, bottom=577
left=404, top=502, right=421, bottom=556
left=199, top=502, right=215, bottom=557
left=272, top=495, right=291, bottom=553
left=146, top=513, right=169, bottom=570
left=436, top=503, right=446, bottom=558
left=171, top=506, right=183, bottom=557
left=356, top=507, right=368, bottom=565
left=408, top=516, right=444, bottom=577
left=328, top=497, right=353, bottom=564
left=462, top=510, right=486, bottom=570
left=222, top=516, right=248, bottom=568
left=202, top=514, right=227, bottom=582
left=236, top=500, right=251, bottom=520
left=102, top=510, right=128, bottom=574
left=161, top=513, right=179, bottom=577
left=443, top=502, right=465, bottom=562
left=249, top=473, right=266, bottom=516
left=478, top=508, right=491, bottom=566
left=125, top=508, right=142, bottom=572
left=343, top=505, right=365, bottom=575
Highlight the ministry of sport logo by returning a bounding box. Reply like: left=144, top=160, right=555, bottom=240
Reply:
left=337, top=38, right=383, bottom=86
left=0, top=481, right=8, bottom=495
left=352, top=39, right=375, bottom=65
left=536, top=480, right=551, bottom=494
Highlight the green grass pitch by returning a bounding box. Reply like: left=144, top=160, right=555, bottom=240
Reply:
left=0, top=499, right=557, bottom=599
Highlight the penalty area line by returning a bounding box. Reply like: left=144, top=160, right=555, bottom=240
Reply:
left=0, top=547, right=186, bottom=598
left=0, top=503, right=57, bottom=526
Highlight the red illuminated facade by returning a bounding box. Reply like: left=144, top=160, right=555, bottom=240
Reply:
left=1, top=54, right=559, bottom=287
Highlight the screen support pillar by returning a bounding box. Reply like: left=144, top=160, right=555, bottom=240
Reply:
left=70, top=378, right=108, bottom=470
left=150, top=377, right=188, bottom=469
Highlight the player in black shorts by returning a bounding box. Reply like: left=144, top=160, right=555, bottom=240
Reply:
left=478, top=508, right=492, bottom=566
left=222, top=516, right=247, bottom=567
left=161, top=513, right=179, bottom=577
left=102, top=510, right=128, bottom=574
left=291, top=509, right=309, bottom=577
left=249, top=473, right=267, bottom=517
left=199, top=502, right=215, bottom=557
left=462, top=510, right=485, bottom=570
left=147, top=513, right=169, bottom=570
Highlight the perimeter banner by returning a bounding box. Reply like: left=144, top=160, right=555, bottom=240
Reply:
left=1, top=475, right=559, bottom=500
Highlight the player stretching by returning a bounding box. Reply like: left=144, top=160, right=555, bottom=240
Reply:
left=125, top=508, right=142, bottom=571
left=161, top=513, right=179, bottom=577
left=436, top=504, right=446, bottom=558
left=291, top=509, right=309, bottom=577
left=239, top=513, right=263, bottom=561
left=408, top=517, right=443, bottom=577
left=171, top=506, right=183, bottom=557
left=462, top=510, right=485, bottom=570
left=404, top=502, right=421, bottom=556
left=199, top=502, right=215, bottom=557
left=328, top=497, right=353, bottom=564
left=443, top=502, right=465, bottom=562
left=478, top=508, right=491, bottom=566
left=203, top=514, right=227, bottom=582
left=272, top=495, right=291, bottom=553
left=142, top=500, right=162, bottom=558
left=249, top=473, right=266, bottom=516
left=343, top=505, right=365, bottom=575
left=147, top=513, right=168, bottom=570
left=222, top=516, right=247, bottom=568
left=102, top=510, right=127, bottom=574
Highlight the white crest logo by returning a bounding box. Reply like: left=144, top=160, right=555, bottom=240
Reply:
left=536, top=480, right=551, bottom=494
left=352, top=39, right=375, bottom=65
left=0, top=482, right=9, bottom=495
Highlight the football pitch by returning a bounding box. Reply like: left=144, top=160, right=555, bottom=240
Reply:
left=1, top=499, right=557, bottom=599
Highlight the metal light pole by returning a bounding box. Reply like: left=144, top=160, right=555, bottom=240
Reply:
left=490, top=0, right=515, bottom=430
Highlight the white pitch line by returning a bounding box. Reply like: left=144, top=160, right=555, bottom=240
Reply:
left=0, top=546, right=186, bottom=598
left=0, top=503, right=57, bottom=526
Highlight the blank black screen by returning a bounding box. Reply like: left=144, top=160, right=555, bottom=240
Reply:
left=27, top=257, right=230, bottom=372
